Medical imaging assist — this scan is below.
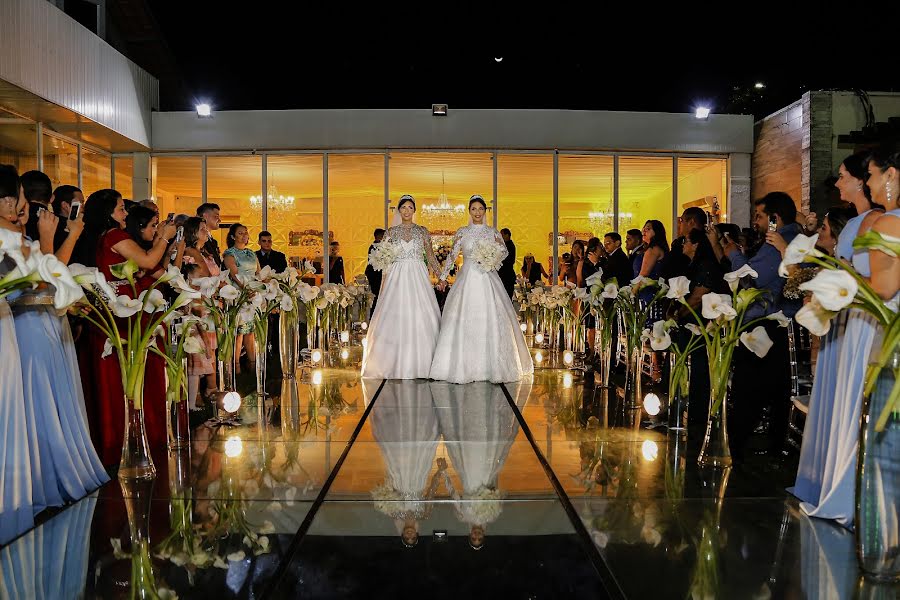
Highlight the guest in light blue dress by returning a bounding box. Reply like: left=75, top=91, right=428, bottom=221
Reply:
left=0, top=170, right=34, bottom=545
left=223, top=222, right=260, bottom=367
left=10, top=264, right=109, bottom=513
left=792, top=151, right=881, bottom=528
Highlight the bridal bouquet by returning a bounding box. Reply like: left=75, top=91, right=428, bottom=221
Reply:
left=471, top=240, right=505, bottom=273
left=368, top=239, right=402, bottom=272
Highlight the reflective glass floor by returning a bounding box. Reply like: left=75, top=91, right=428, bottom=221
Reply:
left=1, top=350, right=898, bottom=599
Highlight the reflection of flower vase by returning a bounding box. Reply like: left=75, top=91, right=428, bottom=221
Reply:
left=279, top=308, right=300, bottom=378
left=667, top=353, right=690, bottom=432
left=120, top=478, right=163, bottom=599
left=699, top=346, right=734, bottom=468
left=623, top=345, right=643, bottom=409
left=121, top=347, right=155, bottom=481
left=855, top=347, right=900, bottom=582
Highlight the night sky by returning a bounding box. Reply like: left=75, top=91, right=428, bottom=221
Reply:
left=146, top=5, right=899, bottom=119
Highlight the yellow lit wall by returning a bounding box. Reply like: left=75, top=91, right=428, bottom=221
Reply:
left=150, top=155, right=201, bottom=230
left=81, top=148, right=111, bottom=200
left=677, top=158, right=727, bottom=223
left=207, top=155, right=262, bottom=249
left=266, top=155, right=323, bottom=267
left=558, top=155, right=615, bottom=243
left=497, top=155, right=554, bottom=277
left=619, top=157, right=674, bottom=241
left=328, top=154, right=385, bottom=282
left=43, top=134, right=78, bottom=191
left=114, top=157, right=133, bottom=200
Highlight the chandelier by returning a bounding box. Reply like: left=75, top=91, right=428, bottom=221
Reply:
left=421, top=173, right=466, bottom=223
left=250, top=184, right=295, bottom=211
left=588, top=210, right=634, bottom=232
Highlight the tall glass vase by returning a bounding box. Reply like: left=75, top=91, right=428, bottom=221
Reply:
left=120, top=348, right=155, bottom=480
left=280, top=308, right=300, bottom=378
left=253, top=316, right=269, bottom=408
left=165, top=356, right=189, bottom=451
left=305, top=307, right=318, bottom=353
left=855, top=347, right=900, bottom=582
left=596, top=312, right=613, bottom=388
left=668, top=353, right=690, bottom=432
left=623, top=345, right=643, bottom=409
left=699, top=346, right=734, bottom=468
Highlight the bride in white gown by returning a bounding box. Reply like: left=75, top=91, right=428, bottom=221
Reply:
left=430, top=195, right=533, bottom=384
left=361, top=195, right=442, bottom=379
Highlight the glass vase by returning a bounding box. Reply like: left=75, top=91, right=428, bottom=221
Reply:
left=698, top=346, right=734, bottom=468
left=855, top=347, right=900, bottom=582
left=280, top=308, right=300, bottom=378
left=668, top=353, right=690, bottom=432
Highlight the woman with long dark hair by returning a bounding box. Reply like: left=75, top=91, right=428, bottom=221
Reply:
left=792, top=150, right=889, bottom=528
left=88, top=196, right=176, bottom=465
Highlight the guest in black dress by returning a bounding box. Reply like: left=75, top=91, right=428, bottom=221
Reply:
left=499, top=228, right=517, bottom=298
left=328, top=240, right=345, bottom=284
left=521, top=253, right=550, bottom=285
left=365, top=228, right=385, bottom=312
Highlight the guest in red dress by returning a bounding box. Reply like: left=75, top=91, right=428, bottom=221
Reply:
left=78, top=193, right=178, bottom=465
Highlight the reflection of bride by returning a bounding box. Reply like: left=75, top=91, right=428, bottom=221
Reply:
left=370, top=381, right=440, bottom=547
left=431, top=381, right=521, bottom=549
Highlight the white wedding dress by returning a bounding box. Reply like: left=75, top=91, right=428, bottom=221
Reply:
left=429, top=224, right=533, bottom=384
left=361, top=223, right=442, bottom=379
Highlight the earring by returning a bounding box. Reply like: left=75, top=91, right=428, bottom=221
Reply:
left=888, top=182, right=894, bottom=206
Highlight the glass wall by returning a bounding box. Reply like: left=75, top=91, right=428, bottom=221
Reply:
left=150, top=156, right=202, bottom=226
left=113, top=156, right=134, bottom=200
left=677, top=157, right=727, bottom=223
left=618, top=156, right=674, bottom=240
left=328, top=154, right=385, bottom=283
left=207, top=155, right=262, bottom=250
left=81, top=148, right=111, bottom=199
left=266, top=155, right=323, bottom=271
left=0, top=124, right=39, bottom=173
left=389, top=153, right=493, bottom=277
left=42, top=134, right=78, bottom=190
left=558, top=154, right=615, bottom=251
left=497, top=154, right=554, bottom=281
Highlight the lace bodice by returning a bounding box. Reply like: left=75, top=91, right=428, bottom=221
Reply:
left=385, top=223, right=441, bottom=276
left=439, top=224, right=508, bottom=281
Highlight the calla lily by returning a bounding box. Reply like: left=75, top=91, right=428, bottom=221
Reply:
left=684, top=323, right=703, bottom=336
left=585, top=270, right=604, bottom=287
left=766, top=311, right=791, bottom=328
left=723, top=265, right=759, bottom=292
left=280, top=294, right=295, bottom=312
left=574, top=288, right=589, bottom=301
left=740, top=325, right=774, bottom=358
left=36, top=253, right=84, bottom=309
left=701, top=293, right=736, bottom=321
left=112, top=295, right=142, bottom=318
left=258, top=265, right=274, bottom=281
left=219, top=284, right=240, bottom=302
left=601, top=283, right=619, bottom=299
left=799, top=269, right=858, bottom=311
left=68, top=263, right=97, bottom=284
left=109, top=259, right=139, bottom=282
left=102, top=337, right=115, bottom=358
left=666, top=276, right=691, bottom=300
left=779, top=233, right=822, bottom=276
left=795, top=297, right=836, bottom=336
left=647, top=320, right=672, bottom=351
left=139, top=288, right=167, bottom=313
left=156, top=265, right=181, bottom=284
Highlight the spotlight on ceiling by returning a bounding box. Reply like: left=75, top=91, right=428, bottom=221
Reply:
left=695, top=106, right=711, bottom=120
left=196, top=103, right=212, bottom=118
left=432, top=104, right=448, bottom=116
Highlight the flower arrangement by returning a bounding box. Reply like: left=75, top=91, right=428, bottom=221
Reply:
left=470, top=239, right=505, bottom=273
left=368, top=239, right=403, bottom=272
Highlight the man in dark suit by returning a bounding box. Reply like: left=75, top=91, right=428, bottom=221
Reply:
left=499, top=228, right=517, bottom=298
left=663, top=206, right=707, bottom=279
left=365, top=228, right=385, bottom=312
left=328, top=241, right=345, bottom=284
left=256, top=230, right=288, bottom=273
left=600, top=232, right=634, bottom=286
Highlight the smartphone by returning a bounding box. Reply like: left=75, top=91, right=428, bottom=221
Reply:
left=768, top=215, right=778, bottom=232
left=175, top=226, right=184, bottom=243
left=166, top=212, right=175, bottom=222
left=69, top=201, right=81, bottom=220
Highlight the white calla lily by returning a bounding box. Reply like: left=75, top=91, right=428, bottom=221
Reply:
left=739, top=325, right=774, bottom=358
left=794, top=297, right=836, bottom=336
left=280, top=294, right=295, bottom=312
left=182, top=335, right=204, bottom=354
left=666, top=276, right=691, bottom=300
left=684, top=323, right=703, bottom=336
left=779, top=233, right=822, bottom=276
left=766, top=311, right=791, bottom=328
left=601, top=283, right=619, bottom=299
left=799, top=269, right=858, bottom=311
left=585, top=270, right=604, bottom=287
left=112, top=295, right=142, bottom=318
left=648, top=319, right=672, bottom=351
left=723, top=265, right=759, bottom=292
left=701, top=293, right=736, bottom=321
left=219, top=284, right=240, bottom=302
left=139, top=289, right=167, bottom=313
